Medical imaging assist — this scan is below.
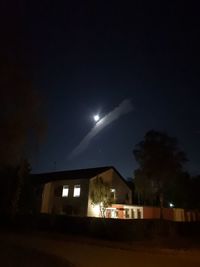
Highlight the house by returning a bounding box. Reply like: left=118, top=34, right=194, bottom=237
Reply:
left=32, top=166, right=132, bottom=217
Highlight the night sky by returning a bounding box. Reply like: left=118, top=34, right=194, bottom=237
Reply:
left=15, top=2, right=200, bottom=177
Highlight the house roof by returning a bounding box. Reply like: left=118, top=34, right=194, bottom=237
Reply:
left=31, top=166, right=129, bottom=187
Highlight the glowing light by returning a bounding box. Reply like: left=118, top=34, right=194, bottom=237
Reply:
left=169, top=202, right=174, bottom=208
left=73, top=185, right=81, bottom=197
left=93, top=114, right=100, bottom=122
left=62, top=185, right=69, bottom=197
left=92, top=204, right=101, bottom=217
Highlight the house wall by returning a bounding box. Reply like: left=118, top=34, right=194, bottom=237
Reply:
left=41, top=178, right=90, bottom=216
left=173, top=208, right=185, bottom=221
left=109, top=205, right=189, bottom=221
left=41, top=182, right=54, bottom=213
left=111, top=170, right=132, bottom=204
left=40, top=168, right=132, bottom=218
left=87, top=169, right=132, bottom=217
left=112, top=204, right=125, bottom=219
left=143, top=207, right=185, bottom=221
left=143, top=206, right=160, bottom=219
left=111, top=204, right=144, bottom=219
left=162, top=208, right=174, bottom=220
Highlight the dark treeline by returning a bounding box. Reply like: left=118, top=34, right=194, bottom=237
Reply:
left=130, top=130, right=200, bottom=211
left=0, top=11, right=46, bottom=218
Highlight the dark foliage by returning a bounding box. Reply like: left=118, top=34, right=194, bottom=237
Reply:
left=133, top=130, right=188, bottom=211
left=0, top=160, right=38, bottom=217
left=189, top=175, right=200, bottom=209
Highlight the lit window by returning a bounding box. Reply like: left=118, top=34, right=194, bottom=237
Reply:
left=62, top=185, right=69, bottom=197
left=73, top=185, right=81, bottom=197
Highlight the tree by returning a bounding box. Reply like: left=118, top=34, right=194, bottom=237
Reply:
left=134, top=169, right=157, bottom=206
left=0, top=57, right=46, bottom=217
left=10, top=159, right=30, bottom=217
left=14, top=159, right=38, bottom=216
left=133, top=130, right=187, bottom=218
left=0, top=159, right=37, bottom=218
left=164, top=171, right=191, bottom=209
left=189, top=175, right=200, bottom=210
left=90, top=176, right=114, bottom=217
left=0, top=62, right=46, bottom=167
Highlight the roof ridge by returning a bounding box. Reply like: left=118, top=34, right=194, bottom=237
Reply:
left=32, top=165, right=113, bottom=176
left=31, top=166, right=116, bottom=184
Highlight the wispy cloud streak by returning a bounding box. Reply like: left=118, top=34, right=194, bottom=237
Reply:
left=69, top=99, right=133, bottom=158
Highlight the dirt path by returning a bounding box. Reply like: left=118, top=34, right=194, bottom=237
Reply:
left=1, top=233, right=200, bottom=267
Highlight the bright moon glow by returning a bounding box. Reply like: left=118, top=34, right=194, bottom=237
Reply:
left=94, top=114, right=100, bottom=122
left=69, top=99, right=133, bottom=158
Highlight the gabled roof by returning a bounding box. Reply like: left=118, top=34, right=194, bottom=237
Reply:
left=31, top=166, right=115, bottom=184
left=31, top=166, right=130, bottom=188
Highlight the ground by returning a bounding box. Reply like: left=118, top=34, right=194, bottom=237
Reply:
left=0, top=239, right=73, bottom=267
left=0, top=232, right=200, bottom=267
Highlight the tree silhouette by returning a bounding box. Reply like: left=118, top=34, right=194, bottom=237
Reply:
left=0, top=61, right=46, bottom=168
left=133, top=130, right=187, bottom=218
left=189, top=175, right=200, bottom=210
left=0, top=57, right=46, bottom=216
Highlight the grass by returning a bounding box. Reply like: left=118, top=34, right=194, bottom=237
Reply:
left=0, top=242, right=74, bottom=267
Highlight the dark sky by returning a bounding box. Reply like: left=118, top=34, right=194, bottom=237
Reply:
left=9, top=2, right=200, bottom=177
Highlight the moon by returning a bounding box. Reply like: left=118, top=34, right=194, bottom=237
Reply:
left=93, top=114, right=100, bottom=122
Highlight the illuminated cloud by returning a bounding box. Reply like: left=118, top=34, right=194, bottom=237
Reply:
left=69, top=99, right=133, bottom=158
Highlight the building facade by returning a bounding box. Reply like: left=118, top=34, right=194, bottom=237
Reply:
left=33, top=166, right=132, bottom=217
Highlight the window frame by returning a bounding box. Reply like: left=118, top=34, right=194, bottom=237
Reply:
left=73, top=184, right=81, bottom=197
left=62, top=185, right=69, bottom=197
